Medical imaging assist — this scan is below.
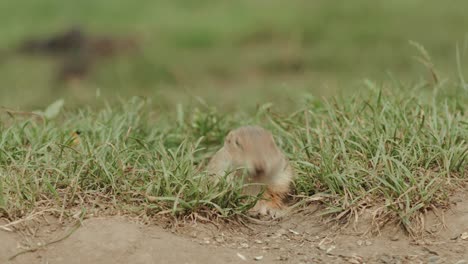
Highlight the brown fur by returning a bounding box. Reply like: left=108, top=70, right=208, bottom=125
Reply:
left=207, top=125, right=294, bottom=218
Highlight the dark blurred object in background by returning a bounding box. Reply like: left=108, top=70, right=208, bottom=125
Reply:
left=18, top=26, right=85, bottom=56
left=17, top=26, right=140, bottom=83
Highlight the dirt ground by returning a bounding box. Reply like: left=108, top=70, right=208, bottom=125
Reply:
left=1, top=192, right=467, bottom=264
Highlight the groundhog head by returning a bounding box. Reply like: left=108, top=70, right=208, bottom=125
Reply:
left=224, top=126, right=283, bottom=180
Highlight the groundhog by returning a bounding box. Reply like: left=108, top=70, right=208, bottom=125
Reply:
left=207, top=125, right=294, bottom=218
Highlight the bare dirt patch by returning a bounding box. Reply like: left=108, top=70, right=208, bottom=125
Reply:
left=1, top=192, right=467, bottom=264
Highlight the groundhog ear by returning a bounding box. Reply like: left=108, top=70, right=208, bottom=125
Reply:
left=224, top=132, right=231, bottom=141
left=225, top=132, right=232, bottom=143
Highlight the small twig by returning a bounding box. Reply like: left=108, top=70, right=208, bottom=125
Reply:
left=0, top=225, right=13, bottom=232
left=8, top=213, right=84, bottom=261
left=430, top=204, right=447, bottom=230
left=59, top=191, right=68, bottom=223
left=193, top=212, right=221, bottom=229
left=124, top=126, right=133, bottom=141
left=0, top=209, right=58, bottom=231
left=0, top=107, right=46, bottom=123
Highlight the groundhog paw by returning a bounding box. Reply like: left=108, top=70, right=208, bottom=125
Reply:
left=248, top=201, right=285, bottom=219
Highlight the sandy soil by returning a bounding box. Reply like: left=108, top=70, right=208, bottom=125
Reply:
left=1, top=192, right=467, bottom=264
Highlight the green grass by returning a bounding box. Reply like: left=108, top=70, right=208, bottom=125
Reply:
left=0, top=0, right=467, bottom=236
left=1, top=78, right=466, bottom=235
left=0, top=0, right=468, bottom=109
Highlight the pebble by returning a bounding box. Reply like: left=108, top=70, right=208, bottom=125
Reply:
left=378, top=254, right=403, bottom=264
left=318, top=244, right=328, bottom=251
left=428, top=256, right=441, bottom=264
left=237, top=253, right=246, bottom=261
left=347, top=258, right=361, bottom=264
left=254, top=256, right=263, bottom=261
left=326, top=245, right=336, bottom=254
left=289, top=229, right=300, bottom=235
left=461, top=232, right=468, bottom=240
left=240, top=243, right=249, bottom=248
left=378, top=254, right=392, bottom=264
left=272, top=229, right=287, bottom=238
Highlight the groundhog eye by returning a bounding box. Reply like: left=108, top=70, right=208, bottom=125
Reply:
left=235, top=139, right=242, bottom=148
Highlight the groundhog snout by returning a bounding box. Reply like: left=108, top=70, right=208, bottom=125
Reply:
left=255, top=166, right=264, bottom=176
left=252, top=161, right=267, bottom=178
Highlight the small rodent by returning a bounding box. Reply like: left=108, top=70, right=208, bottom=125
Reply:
left=207, top=125, right=294, bottom=218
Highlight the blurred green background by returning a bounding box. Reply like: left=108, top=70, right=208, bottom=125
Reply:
left=0, top=0, right=467, bottom=110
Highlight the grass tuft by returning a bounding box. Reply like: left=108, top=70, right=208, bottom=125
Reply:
left=0, top=81, right=467, bottom=235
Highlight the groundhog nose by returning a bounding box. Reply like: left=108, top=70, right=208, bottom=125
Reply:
left=255, top=166, right=264, bottom=176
